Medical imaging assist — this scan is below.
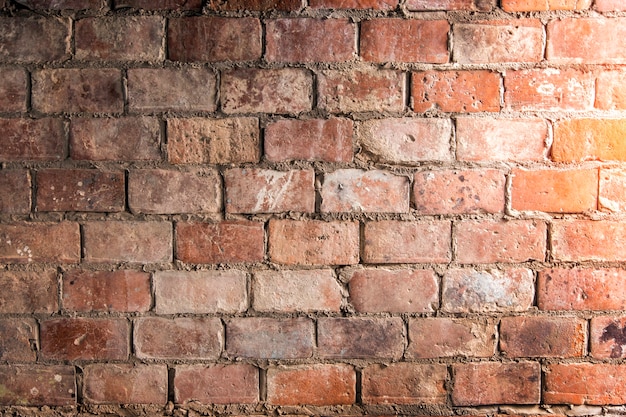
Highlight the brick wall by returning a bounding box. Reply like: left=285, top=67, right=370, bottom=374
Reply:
left=1, top=0, right=626, bottom=415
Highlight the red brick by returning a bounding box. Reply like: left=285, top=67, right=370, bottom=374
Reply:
left=454, top=20, right=543, bottom=63
left=267, top=364, right=356, bottom=406
left=0, top=365, right=75, bottom=406
left=268, top=219, right=359, bottom=266
left=222, top=68, right=312, bottom=114
left=36, top=169, right=125, bottom=212
left=363, top=220, right=451, bottom=264
left=129, top=168, right=221, bottom=214
left=505, top=68, right=595, bottom=111
left=407, top=318, right=496, bottom=358
left=18, top=0, right=106, bottom=8
left=361, top=19, right=448, bottom=63
left=456, top=117, right=548, bottom=161
left=552, top=220, right=626, bottom=262
left=169, top=17, right=261, bottom=62
left=311, top=0, right=395, bottom=7
left=134, top=317, right=222, bottom=360
left=406, top=0, right=493, bottom=10
left=456, top=220, right=546, bottom=264
left=0, top=170, right=31, bottom=213
left=553, top=119, right=626, bottom=162
left=0, top=319, right=38, bottom=362
left=318, top=317, right=404, bottom=359
left=128, top=68, right=217, bottom=112
left=0, top=270, right=57, bottom=313
left=40, top=318, right=128, bottom=361
left=600, top=168, right=626, bottom=212
left=83, top=364, right=167, bottom=405
left=207, top=0, right=302, bottom=10
left=226, top=318, right=314, bottom=359
left=252, top=269, right=342, bottom=312
left=362, top=363, right=448, bottom=404
left=321, top=169, right=409, bottom=213
left=62, top=270, right=151, bottom=313
left=358, top=118, right=452, bottom=163
left=83, top=221, right=172, bottom=263
left=176, top=221, right=264, bottom=264
left=453, top=362, right=540, bottom=405
left=347, top=268, right=438, bottom=313
left=502, top=0, right=590, bottom=10
left=596, top=0, right=626, bottom=11
left=500, top=316, right=586, bottom=358
left=0, top=68, right=27, bottom=112
left=547, top=18, right=626, bottom=64
left=265, top=118, right=353, bottom=162
left=0, top=222, right=80, bottom=264
left=267, top=18, right=355, bottom=63
left=511, top=169, right=598, bottom=213
left=155, top=270, right=247, bottom=314
left=115, top=0, right=202, bottom=9
left=412, top=70, right=500, bottom=113
left=225, top=168, right=314, bottom=213
left=175, top=364, right=259, bottom=404
left=545, top=363, right=626, bottom=405
left=414, top=169, right=505, bottom=215
left=167, top=117, right=259, bottom=164
left=591, top=316, right=626, bottom=359
left=0, top=118, right=65, bottom=161
left=596, top=70, right=626, bottom=110
left=442, top=268, right=535, bottom=313
left=0, top=17, right=70, bottom=62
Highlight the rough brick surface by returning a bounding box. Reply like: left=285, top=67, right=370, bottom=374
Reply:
left=591, top=316, right=626, bottom=359
left=16, top=0, right=106, bottom=9
left=362, top=363, right=448, bottom=404
left=407, top=0, right=493, bottom=10
left=545, top=364, right=626, bottom=405
left=407, top=318, right=496, bottom=358
left=0, top=319, right=38, bottom=362
left=596, top=70, right=626, bottom=110
left=0, top=222, right=80, bottom=264
left=310, top=0, right=396, bottom=8
left=553, top=119, right=626, bottom=161
left=600, top=168, right=626, bottom=212
left=0, top=270, right=58, bottom=313
left=502, top=0, right=591, bottom=10
left=552, top=220, right=626, bottom=261
left=0, top=365, right=75, bottom=406
left=208, top=0, right=301, bottom=10
left=83, top=364, right=167, bottom=405
left=0, top=17, right=70, bottom=62
left=0, top=68, right=27, bottom=112
left=596, top=0, right=626, bottom=11
left=0, top=170, right=31, bottom=213
left=0, top=118, right=65, bottom=161
left=175, top=364, right=259, bottom=404
left=115, top=0, right=202, bottom=9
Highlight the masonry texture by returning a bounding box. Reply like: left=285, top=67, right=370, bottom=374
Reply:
left=1, top=0, right=626, bottom=416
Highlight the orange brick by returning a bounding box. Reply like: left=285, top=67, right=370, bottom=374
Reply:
left=545, top=363, right=626, bottom=404
left=407, top=318, right=496, bottom=358
left=552, top=220, right=626, bottom=262
left=596, top=70, right=626, bottom=110
left=548, top=18, right=626, bottom=64
left=595, top=0, right=626, bottom=11
left=502, top=0, right=591, bottom=10
left=553, top=119, right=626, bottom=161
left=600, top=168, right=626, bottom=212
left=362, top=363, right=448, bottom=404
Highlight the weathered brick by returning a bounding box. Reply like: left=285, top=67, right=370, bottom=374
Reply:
left=553, top=119, right=626, bottom=161
left=0, top=118, right=65, bottom=161
left=454, top=20, right=543, bottom=63
left=442, top=268, right=535, bottom=313
left=362, top=363, right=448, bottom=404
left=18, top=0, right=106, bottom=8
left=407, top=318, right=496, bottom=358
left=552, top=220, right=626, bottom=261
left=591, top=316, right=626, bottom=359
left=502, top=0, right=591, bottom=10
left=155, top=270, right=247, bottom=314
left=600, top=168, right=626, bottom=212
left=358, top=118, right=452, bottom=164
left=70, top=117, right=161, bottom=161
left=0, top=365, right=75, bottom=406
left=167, top=117, right=259, bottom=164
left=265, top=118, right=353, bottom=162
left=347, top=268, right=438, bottom=313
left=128, top=68, right=217, bottom=112
left=129, top=168, right=221, bottom=214
left=547, top=18, right=626, bottom=64
left=169, top=17, right=261, bottom=62
left=455, top=220, right=546, bottom=264
left=83, top=364, right=167, bottom=405
left=75, top=17, right=164, bottom=61
left=36, top=169, right=125, bottom=212
left=318, top=69, right=405, bottom=113
left=596, top=70, right=626, bottom=110
left=268, top=219, right=359, bottom=266
left=0, top=170, right=31, bottom=213
left=175, top=364, right=259, bottom=404
left=406, top=0, right=493, bottom=10
left=595, top=0, right=626, bottom=11
left=0, top=319, right=38, bottom=362
left=500, top=316, right=586, bottom=358
left=176, top=221, right=264, bottom=264
left=0, top=68, right=27, bottom=112
left=40, top=318, right=128, bottom=361
left=0, top=17, right=70, bottom=62
left=0, top=270, right=57, bottom=313
left=545, top=364, right=626, bottom=404
left=361, top=19, right=448, bottom=63
left=115, top=0, right=202, bottom=9
left=0, top=222, right=80, bottom=264
left=453, top=362, right=541, bottom=405
left=134, top=317, right=222, bottom=360
left=267, top=18, right=356, bottom=63
left=412, top=70, right=500, bottom=113
left=83, top=221, right=172, bottom=263
left=253, top=269, right=342, bottom=312
left=33, top=69, right=123, bottom=114
left=362, top=220, right=451, bottom=264
left=511, top=169, right=598, bottom=213
left=318, top=317, right=404, bottom=359
left=538, top=268, right=626, bottom=311
left=207, top=0, right=301, bottom=10
left=226, top=318, right=314, bottom=359
left=267, top=364, right=356, bottom=405
left=225, top=168, right=314, bottom=213
left=414, top=169, right=505, bottom=215
left=62, top=270, right=151, bottom=313
left=505, top=68, right=595, bottom=111
left=456, top=117, right=548, bottom=161
left=311, top=0, right=395, bottom=7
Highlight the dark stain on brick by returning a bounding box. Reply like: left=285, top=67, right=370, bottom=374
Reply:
left=600, top=322, right=626, bottom=358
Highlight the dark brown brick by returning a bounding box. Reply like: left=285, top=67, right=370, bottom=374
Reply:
left=115, top=0, right=202, bottom=9
left=0, top=118, right=65, bottom=161
left=500, top=316, right=586, bottom=357
left=0, top=319, right=38, bottom=362
left=0, top=17, right=70, bottom=62
left=175, top=364, right=259, bottom=404
left=0, top=68, right=27, bottom=112
left=0, top=270, right=58, bottom=313
left=0, top=222, right=80, bottom=264
left=0, top=365, right=75, bottom=406
left=591, top=316, right=626, bottom=359
left=207, top=0, right=302, bottom=10
left=16, top=0, right=106, bottom=9
left=0, top=170, right=31, bottom=213
left=83, top=364, right=167, bottom=405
